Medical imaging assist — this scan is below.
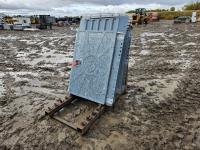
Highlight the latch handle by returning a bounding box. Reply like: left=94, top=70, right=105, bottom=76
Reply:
left=72, top=60, right=81, bottom=68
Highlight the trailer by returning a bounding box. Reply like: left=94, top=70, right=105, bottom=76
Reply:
left=13, top=17, right=31, bottom=30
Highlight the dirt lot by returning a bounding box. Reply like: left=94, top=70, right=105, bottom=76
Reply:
left=0, top=20, right=200, bottom=150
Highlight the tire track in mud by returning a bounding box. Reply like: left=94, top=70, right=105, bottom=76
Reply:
left=109, top=21, right=200, bottom=149
left=130, top=73, right=200, bottom=149
left=0, top=27, right=78, bottom=149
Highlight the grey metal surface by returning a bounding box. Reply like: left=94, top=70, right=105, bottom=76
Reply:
left=69, top=14, right=132, bottom=106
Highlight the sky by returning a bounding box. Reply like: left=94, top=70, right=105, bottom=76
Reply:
left=0, top=0, right=195, bottom=16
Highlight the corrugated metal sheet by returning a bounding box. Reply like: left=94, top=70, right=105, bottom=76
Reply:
left=69, top=14, right=132, bottom=106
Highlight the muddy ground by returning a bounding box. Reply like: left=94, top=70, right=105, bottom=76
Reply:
left=0, top=20, right=200, bottom=150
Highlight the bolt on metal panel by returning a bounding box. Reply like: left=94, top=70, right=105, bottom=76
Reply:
left=69, top=14, right=132, bottom=106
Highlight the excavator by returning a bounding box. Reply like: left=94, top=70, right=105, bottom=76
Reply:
left=132, top=8, right=149, bottom=25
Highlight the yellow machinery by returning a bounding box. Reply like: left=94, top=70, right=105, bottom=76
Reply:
left=30, top=16, right=40, bottom=24
left=132, top=8, right=149, bottom=25
left=3, top=16, right=15, bottom=24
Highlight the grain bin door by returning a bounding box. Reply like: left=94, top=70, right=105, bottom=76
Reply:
left=69, top=31, right=117, bottom=104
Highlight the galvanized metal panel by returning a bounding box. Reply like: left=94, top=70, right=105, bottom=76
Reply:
left=69, top=14, right=131, bottom=106
left=106, top=29, right=132, bottom=105
left=69, top=31, right=117, bottom=104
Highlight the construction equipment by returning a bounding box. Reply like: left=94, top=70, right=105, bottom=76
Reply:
left=1, top=16, right=14, bottom=30
left=56, top=17, right=81, bottom=27
left=30, top=16, right=40, bottom=24
left=3, top=16, right=15, bottom=24
left=46, top=14, right=132, bottom=134
left=36, top=15, right=55, bottom=30
left=149, top=12, right=160, bottom=22
left=132, top=8, right=149, bottom=25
